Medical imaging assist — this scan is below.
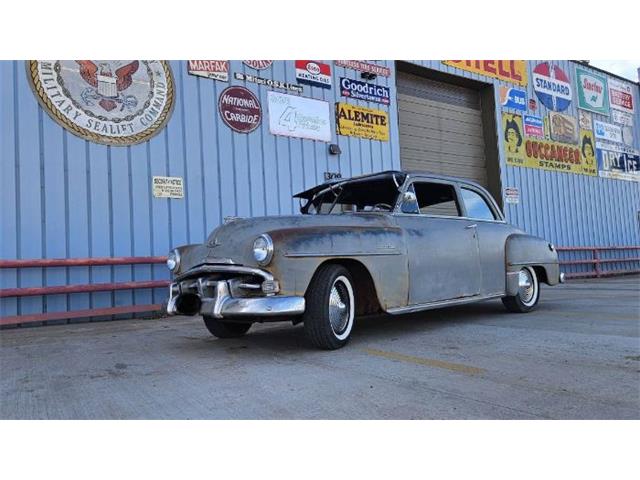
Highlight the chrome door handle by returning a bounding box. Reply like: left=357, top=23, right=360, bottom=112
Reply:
left=465, top=224, right=477, bottom=229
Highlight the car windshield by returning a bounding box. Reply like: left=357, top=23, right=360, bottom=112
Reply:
left=302, top=177, right=401, bottom=214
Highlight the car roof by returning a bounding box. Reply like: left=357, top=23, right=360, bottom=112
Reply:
left=293, top=170, right=486, bottom=199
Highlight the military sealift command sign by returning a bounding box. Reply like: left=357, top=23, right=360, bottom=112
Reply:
left=27, top=60, right=175, bottom=146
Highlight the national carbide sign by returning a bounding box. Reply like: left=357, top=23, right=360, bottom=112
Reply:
left=340, top=77, right=390, bottom=105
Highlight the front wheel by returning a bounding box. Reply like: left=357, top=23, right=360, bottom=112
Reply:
left=203, top=316, right=252, bottom=338
left=303, top=264, right=355, bottom=350
left=502, top=266, right=540, bottom=313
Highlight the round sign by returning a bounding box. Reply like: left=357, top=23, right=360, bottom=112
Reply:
left=243, top=60, right=273, bottom=70
left=218, top=86, right=262, bottom=133
left=532, top=62, right=572, bottom=112
left=27, top=60, right=174, bottom=146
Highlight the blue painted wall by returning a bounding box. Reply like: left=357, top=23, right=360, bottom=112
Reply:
left=1, top=60, right=638, bottom=321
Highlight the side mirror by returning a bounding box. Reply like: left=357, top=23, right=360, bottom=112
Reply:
left=401, top=191, right=419, bottom=214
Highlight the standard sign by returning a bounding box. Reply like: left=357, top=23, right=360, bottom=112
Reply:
left=295, top=60, right=332, bottom=89
left=152, top=176, right=184, bottom=199
left=340, top=77, right=390, bottom=104
left=267, top=91, right=331, bottom=142
left=336, top=102, right=389, bottom=141
left=532, top=62, right=572, bottom=112
left=187, top=60, right=229, bottom=81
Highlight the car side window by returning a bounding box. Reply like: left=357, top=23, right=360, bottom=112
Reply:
left=411, top=182, right=461, bottom=217
left=460, top=187, right=497, bottom=220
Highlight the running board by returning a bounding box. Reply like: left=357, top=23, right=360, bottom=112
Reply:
left=386, top=293, right=504, bottom=315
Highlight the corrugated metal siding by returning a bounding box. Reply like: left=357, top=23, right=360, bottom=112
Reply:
left=1, top=59, right=639, bottom=320
left=0, top=60, right=399, bottom=320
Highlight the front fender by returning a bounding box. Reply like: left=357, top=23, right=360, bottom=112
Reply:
left=505, top=233, right=560, bottom=294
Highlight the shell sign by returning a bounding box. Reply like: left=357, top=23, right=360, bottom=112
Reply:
left=443, top=60, right=527, bottom=86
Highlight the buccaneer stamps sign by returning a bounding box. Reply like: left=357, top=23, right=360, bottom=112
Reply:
left=152, top=176, right=184, bottom=199
left=27, top=60, right=174, bottom=146
left=218, top=86, right=262, bottom=133
left=267, top=91, right=331, bottom=142
left=340, top=77, right=390, bottom=105
left=443, top=60, right=528, bottom=86
left=575, top=67, right=609, bottom=115
left=187, top=60, right=228, bottom=81
left=295, top=61, right=332, bottom=89
left=334, top=60, right=391, bottom=77
left=608, top=78, right=634, bottom=113
left=336, top=102, right=389, bottom=141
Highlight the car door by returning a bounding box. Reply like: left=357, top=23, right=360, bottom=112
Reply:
left=394, top=180, right=482, bottom=305
left=458, top=185, right=514, bottom=296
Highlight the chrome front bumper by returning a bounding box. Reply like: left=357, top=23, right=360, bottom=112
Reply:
left=166, top=277, right=305, bottom=319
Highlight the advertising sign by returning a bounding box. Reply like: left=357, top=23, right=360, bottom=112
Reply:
left=152, top=176, right=184, bottom=199
left=575, top=67, right=609, bottom=115
left=334, top=60, right=391, bottom=77
left=523, top=115, right=544, bottom=139
left=340, top=77, right=390, bottom=104
left=267, top=91, right=331, bottom=142
left=578, top=109, right=592, bottom=130
left=532, top=62, right=572, bottom=112
left=295, top=60, right=332, bottom=89
left=443, top=60, right=527, bottom=86
left=504, top=187, right=520, bottom=204
left=579, top=129, right=597, bottom=176
left=218, top=86, right=262, bottom=134
left=596, top=143, right=640, bottom=182
left=612, top=109, right=633, bottom=127
left=594, top=120, right=623, bottom=144
left=608, top=78, right=634, bottom=113
left=26, top=60, right=174, bottom=146
left=243, top=60, right=273, bottom=70
left=549, top=112, right=578, bottom=144
left=502, top=112, right=593, bottom=175
left=499, top=86, right=526, bottom=111
left=336, top=102, right=389, bottom=141
left=187, top=60, right=229, bottom=81
left=234, top=72, right=303, bottom=94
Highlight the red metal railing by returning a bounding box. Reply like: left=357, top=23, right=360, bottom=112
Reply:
left=0, top=256, right=169, bottom=326
left=557, top=246, right=640, bottom=279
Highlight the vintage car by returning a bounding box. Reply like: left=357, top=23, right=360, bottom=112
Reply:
left=166, top=171, right=564, bottom=349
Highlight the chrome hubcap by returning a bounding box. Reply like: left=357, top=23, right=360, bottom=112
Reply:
left=518, top=269, right=535, bottom=304
left=329, top=279, right=350, bottom=335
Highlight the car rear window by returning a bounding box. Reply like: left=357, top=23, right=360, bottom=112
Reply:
left=412, top=182, right=461, bottom=217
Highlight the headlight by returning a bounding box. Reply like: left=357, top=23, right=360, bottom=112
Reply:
left=252, top=234, right=274, bottom=266
left=167, top=249, right=180, bottom=272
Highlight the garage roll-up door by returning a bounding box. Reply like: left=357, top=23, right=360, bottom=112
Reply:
left=397, top=71, right=488, bottom=187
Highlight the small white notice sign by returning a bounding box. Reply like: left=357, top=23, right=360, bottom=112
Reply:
left=153, top=176, right=184, bottom=199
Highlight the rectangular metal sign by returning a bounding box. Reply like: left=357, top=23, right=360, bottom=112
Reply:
left=187, top=60, right=229, bottom=81
left=234, top=72, right=303, bottom=94
left=523, top=114, right=544, bottom=139
left=339, top=77, right=390, bottom=105
left=336, top=102, right=389, bottom=141
left=499, top=86, right=527, bottom=111
left=443, top=60, right=528, bottom=86
left=594, top=120, right=623, bottom=143
left=152, top=176, right=184, bottom=198
left=575, top=66, right=610, bottom=115
left=334, top=60, right=391, bottom=77
left=267, top=91, right=331, bottom=142
left=549, top=112, right=578, bottom=144
left=295, top=60, right=332, bottom=89
left=608, top=78, right=635, bottom=113
left=596, top=142, right=640, bottom=182
left=612, top=109, right=634, bottom=127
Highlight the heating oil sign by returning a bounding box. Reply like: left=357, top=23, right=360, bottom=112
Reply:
left=336, top=102, right=389, bottom=141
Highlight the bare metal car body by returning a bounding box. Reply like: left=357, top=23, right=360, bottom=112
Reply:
left=166, top=171, right=563, bottom=334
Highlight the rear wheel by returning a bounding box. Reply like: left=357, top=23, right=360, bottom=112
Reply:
left=203, top=316, right=252, bottom=338
left=303, top=264, right=355, bottom=350
left=502, top=266, right=540, bottom=313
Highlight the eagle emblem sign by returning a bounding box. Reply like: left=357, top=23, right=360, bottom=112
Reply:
left=27, top=60, right=174, bottom=146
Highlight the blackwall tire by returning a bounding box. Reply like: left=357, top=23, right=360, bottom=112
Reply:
left=303, top=264, right=355, bottom=350
left=502, top=266, right=540, bottom=313
left=203, top=316, right=252, bottom=338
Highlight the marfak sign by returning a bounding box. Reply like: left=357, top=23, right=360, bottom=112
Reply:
left=340, top=77, right=390, bottom=105
left=443, top=60, right=528, bottom=86
left=188, top=60, right=229, bottom=82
